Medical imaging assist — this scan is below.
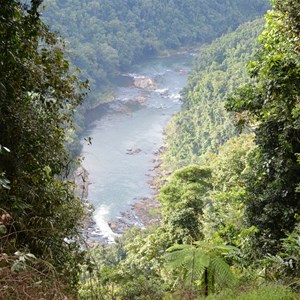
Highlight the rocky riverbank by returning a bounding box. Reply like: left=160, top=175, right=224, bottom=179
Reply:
left=78, top=145, right=170, bottom=246
left=74, top=166, right=90, bottom=199
left=106, top=145, right=173, bottom=235
left=79, top=52, right=192, bottom=245
left=108, top=196, right=161, bottom=234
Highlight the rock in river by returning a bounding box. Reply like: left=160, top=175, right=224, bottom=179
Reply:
left=133, top=76, right=158, bottom=90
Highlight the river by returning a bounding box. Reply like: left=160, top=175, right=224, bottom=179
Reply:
left=81, top=53, right=193, bottom=242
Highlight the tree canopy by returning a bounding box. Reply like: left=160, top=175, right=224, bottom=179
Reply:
left=162, top=18, right=264, bottom=170
left=0, top=1, right=87, bottom=298
left=226, top=0, right=300, bottom=255
left=42, top=0, right=269, bottom=108
left=3, top=0, right=300, bottom=298
left=77, top=2, right=300, bottom=297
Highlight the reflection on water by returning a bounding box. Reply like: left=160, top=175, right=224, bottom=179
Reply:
left=81, top=54, right=193, bottom=241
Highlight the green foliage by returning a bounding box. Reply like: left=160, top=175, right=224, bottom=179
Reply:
left=159, top=166, right=212, bottom=242
left=42, top=0, right=269, bottom=109
left=79, top=227, right=167, bottom=300
left=165, top=242, right=237, bottom=297
left=163, top=18, right=265, bottom=170
left=226, top=1, right=300, bottom=255
left=0, top=0, right=88, bottom=297
left=199, top=134, right=256, bottom=254
left=159, top=166, right=212, bottom=211
left=197, top=283, right=297, bottom=300
left=115, top=276, right=165, bottom=300
left=79, top=244, right=121, bottom=299
left=261, top=222, right=300, bottom=290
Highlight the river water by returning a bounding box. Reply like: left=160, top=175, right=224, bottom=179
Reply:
left=81, top=53, right=193, bottom=242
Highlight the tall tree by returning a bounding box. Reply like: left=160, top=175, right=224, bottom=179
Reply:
left=159, top=166, right=212, bottom=242
left=226, top=0, right=300, bottom=255
left=0, top=1, right=87, bottom=298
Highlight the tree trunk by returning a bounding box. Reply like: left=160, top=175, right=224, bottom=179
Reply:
left=204, top=267, right=209, bottom=297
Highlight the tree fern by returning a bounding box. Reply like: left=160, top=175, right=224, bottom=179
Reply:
left=165, top=242, right=237, bottom=296
left=210, top=256, right=236, bottom=287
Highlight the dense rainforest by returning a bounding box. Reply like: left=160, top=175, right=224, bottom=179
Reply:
left=78, top=0, right=300, bottom=299
left=1, top=0, right=300, bottom=299
left=42, top=0, right=269, bottom=110
left=0, top=0, right=88, bottom=298
left=162, top=18, right=264, bottom=169
left=41, top=0, right=269, bottom=158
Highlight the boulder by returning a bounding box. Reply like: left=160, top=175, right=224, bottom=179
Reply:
left=133, top=76, right=158, bottom=90
left=126, top=148, right=142, bottom=155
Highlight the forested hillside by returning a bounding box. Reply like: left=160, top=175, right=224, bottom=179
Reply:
left=2, top=0, right=300, bottom=299
left=226, top=0, right=300, bottom=256
left=81, top=20, right=263, bottom=299
left=79, top=0, right=300, bottom=298
left=162, top=0, right=300, bottom=282
left=163, top=18, right=264, bottom=169
left=43, top=0, right=269, bottom=108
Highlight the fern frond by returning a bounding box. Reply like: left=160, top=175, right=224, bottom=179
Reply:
left=210, top=256, right=236, bottom=287
left=194, top=251, right=209, bottom=270
left=167, top=244, right=192, bottom=252
left=165, top=246, right=210, bottom=282
left=193, top=241, right=238, bottom=254
left=165, top=241, right=237, bottom=294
